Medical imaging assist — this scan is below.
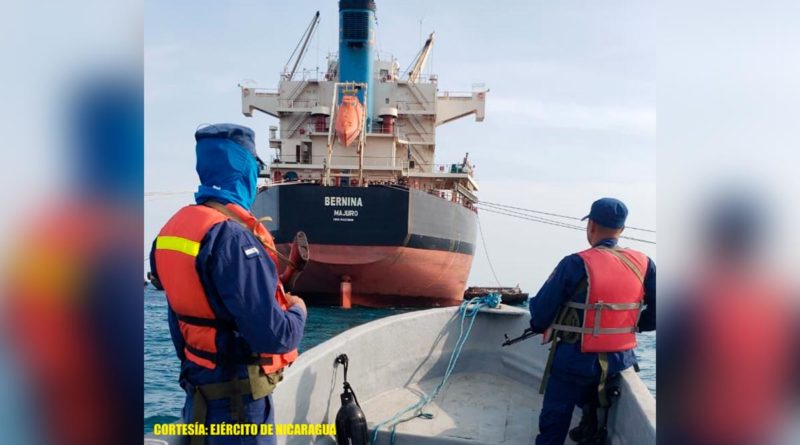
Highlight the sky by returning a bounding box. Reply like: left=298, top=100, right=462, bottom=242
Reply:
left=145, top=0, right=656, bottom=292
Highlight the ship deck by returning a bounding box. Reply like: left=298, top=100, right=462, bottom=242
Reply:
left=363, top=372, right=579, bottom=444
left=144, top=306, right=655, bottom=445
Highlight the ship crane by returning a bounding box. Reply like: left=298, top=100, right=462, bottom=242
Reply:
left=238, top=1, right=489, bottom=307
left=282, top=11, right=321, bottom=80
left=406, top=32, right=435, bottom=83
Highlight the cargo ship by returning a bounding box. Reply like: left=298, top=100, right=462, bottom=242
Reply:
left=240, top=0, right=487, bottom=307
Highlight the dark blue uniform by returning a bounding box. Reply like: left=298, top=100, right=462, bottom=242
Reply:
left=529, top=238, right=656, bottom=445
left=151, top=124, right=306, bottom=444
left=151, top=221, right=306, bottom=445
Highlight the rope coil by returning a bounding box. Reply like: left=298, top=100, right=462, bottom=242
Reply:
left=370, top=293, right=502, bottom=444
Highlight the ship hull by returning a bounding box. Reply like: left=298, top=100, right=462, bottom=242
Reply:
left=253, top=183, right=477, bottom=306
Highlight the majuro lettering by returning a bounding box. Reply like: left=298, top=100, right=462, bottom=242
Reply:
left=333, top=209, right=359, bottom=217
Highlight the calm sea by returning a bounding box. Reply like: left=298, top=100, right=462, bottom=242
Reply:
left=144, top=288, right=656, bottom=433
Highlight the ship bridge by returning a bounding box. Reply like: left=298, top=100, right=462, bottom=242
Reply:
left=240, top=5, right=486, bottom=210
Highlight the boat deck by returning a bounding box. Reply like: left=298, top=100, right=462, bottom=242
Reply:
left=363, top=372, right=579, bottom=444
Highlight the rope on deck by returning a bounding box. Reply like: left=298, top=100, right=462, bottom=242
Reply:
left=370, top=293, right=503, bottom=444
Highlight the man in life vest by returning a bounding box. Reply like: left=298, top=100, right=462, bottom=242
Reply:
left=659, top=192, right=796, bottom=445
left=4, top=75, right=143, bottom=445
left=528, top=198, right=656, bottom=445
left=150, top=124, right=307, bottom=445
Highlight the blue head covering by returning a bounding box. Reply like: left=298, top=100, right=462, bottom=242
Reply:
left=73, top=73, right=143, bottom=202
left=194, top=124, right=260, bottom=209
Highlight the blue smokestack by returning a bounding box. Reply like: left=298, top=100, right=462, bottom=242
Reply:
left=338, top=0, right=376, bottom=128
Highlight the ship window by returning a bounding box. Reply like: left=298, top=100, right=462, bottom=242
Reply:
left=301, top=142, right=312, bottom=164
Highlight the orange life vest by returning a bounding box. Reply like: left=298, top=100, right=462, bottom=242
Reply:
left=553, top=246, right=648, bottom=353
left=680, top=267, right=792, bottom=444
left=154, top=202, right=298, bottom=373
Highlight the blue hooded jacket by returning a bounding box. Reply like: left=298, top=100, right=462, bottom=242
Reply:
left=194, top=124, right=259, bottom=209
left=150, top=124, right=305, bottom=444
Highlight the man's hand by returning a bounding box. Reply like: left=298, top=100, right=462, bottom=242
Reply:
left=284, top=292, right=307, bottom=314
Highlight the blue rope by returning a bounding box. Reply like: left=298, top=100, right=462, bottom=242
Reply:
left=370, top=293, right=502, bottom=444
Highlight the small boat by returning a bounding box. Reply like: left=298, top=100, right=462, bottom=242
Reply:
left=145, top=304, right=655, bottom=444
left=335, top=94, right=364, bottom=147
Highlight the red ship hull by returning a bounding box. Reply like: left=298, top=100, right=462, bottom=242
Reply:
left=277, top=243, right=474, bottom=307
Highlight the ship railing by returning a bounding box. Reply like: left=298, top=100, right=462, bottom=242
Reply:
left=439, top=90, right=475, bottom=98
left=243, top=87, right=279, bottom=95
left=403, top=182, right=478, bottom=213
left=269, top=124, right=395, bottom=140
left=271, top=127, right=329, bottom=139
left=396, top=71, right=438, bottom=84
left=255, top=157, right=473, bottom=172
left=404, top=161, right=475, bottom=176
left=279, top=68, right=323, bottom=82
left=368, top=122, right=396, bottom=134
left=397, top=134, right=435, bottom=146
left=271, top=154, right=406, bottom=167
left=278, top=99, right=315, bottom=109
left=395, top=101, right=434, bottom=113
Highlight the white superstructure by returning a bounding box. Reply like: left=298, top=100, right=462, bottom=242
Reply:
left=241, top=46, right=486, bottom=207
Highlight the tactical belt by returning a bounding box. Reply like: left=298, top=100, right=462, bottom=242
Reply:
left=187, top=364, right=284, bottom=445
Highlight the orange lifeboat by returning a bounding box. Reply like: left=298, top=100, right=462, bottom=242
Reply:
left=335, top=94, right=364, bottom=147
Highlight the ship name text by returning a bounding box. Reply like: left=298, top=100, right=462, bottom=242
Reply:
left=324, top=196, right=363, bottom=207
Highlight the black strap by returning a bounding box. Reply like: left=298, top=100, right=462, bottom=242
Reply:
left=190, top=388, right=207, bottom=445
left=254, top=356, right=274, bottom=366
left=573, top=278, right=588, bottom=299
left=553, top=279, right=587, bottom=340
left=185, top=344, right=220, bottom=363
left=177, top=313, right=237, bottom=329
left=185, top=343, right=274, bottom=368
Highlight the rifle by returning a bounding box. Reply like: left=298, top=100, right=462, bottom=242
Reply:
left=502, top=328, right=538, bottom=347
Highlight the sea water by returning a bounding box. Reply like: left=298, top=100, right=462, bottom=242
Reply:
left=144, top=288, right=656, bottom=433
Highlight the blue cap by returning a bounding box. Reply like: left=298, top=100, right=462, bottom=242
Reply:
left=582, top=197, right=628, bottom=229
left=195, top=123, right=263, bottom=164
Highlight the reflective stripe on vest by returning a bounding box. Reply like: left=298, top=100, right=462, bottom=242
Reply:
left=155, top=203, right=298, bottom=373
left=155, top=236, right=201, bottom=257
left=553, top=246, right=648, bottom=353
